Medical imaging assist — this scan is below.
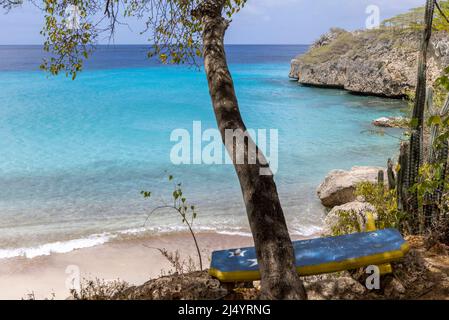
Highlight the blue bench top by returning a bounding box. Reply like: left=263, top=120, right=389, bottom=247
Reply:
left=210, top=229, right=409, bottom=280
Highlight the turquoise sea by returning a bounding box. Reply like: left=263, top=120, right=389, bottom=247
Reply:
left=0, top=45, right=406, bottom=258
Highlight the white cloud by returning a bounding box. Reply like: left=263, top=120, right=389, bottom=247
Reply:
left=242, top=0, right=304, bottom=20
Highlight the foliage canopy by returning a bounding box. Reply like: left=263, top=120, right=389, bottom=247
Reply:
left=5, top=0, right=247, bottom=79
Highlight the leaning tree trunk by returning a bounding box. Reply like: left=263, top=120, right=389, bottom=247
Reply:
left=193, top=0, right=307, bottom=300
left=407, top=0, right=435, bottom=233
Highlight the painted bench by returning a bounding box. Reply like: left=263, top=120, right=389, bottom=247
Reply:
left=209, top=228, right=409, bottom=282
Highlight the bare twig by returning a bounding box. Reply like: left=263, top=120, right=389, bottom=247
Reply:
left=143, top=205, right=203, bottom=270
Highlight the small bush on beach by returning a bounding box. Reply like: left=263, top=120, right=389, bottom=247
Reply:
left=141, top=174, right=203, bottom=270
left=70, top=278, right=130, bottom=300
left=144, top=247, right=198, bottom=276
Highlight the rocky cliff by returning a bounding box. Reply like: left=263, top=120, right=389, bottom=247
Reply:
left=290, top=28, right=449, bottom=98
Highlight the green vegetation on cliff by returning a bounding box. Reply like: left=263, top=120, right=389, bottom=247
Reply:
left=290, top=2, right=449, bottom=97
left=383, top=0, right=449, bottom=31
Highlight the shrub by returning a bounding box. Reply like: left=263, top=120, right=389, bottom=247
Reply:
left=355, top=182, right=403, bottom=230
left=329, top=182, right=404, bottom=236
left=70, top=278, right=130, bottom=300
left=330, top=209, right=365, bottom=236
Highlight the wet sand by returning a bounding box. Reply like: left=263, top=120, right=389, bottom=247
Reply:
left=0, top=232, right=257, bottom=300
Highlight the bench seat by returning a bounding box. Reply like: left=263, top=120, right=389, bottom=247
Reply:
left=209, top=228, right=409, bottom=282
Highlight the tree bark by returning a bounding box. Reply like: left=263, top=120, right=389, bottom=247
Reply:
left=193, top=0, right=307, bottom=300
left=407, top=0, right=435, bottom=233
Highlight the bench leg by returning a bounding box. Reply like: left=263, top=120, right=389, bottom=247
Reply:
left=378, top=263, right=393, bottom=275
left=365, top=213, right=394, bottom=276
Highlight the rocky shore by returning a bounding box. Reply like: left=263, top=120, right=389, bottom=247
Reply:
left=372, top=116, right=409, bottom=128
left=317, top=166, right=385, bottom=207
left=290, top=28, right=449, bottom=98
left=68, top=236, right=449, bottom=300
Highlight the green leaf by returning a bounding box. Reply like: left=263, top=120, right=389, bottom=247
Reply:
left=140, top=191, right=152, bottom=198
left=428, top=115, right=442, bottom=126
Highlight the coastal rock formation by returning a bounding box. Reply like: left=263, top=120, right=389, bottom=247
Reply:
left=67, top=237, right=449, bottom=300
left=325, top=201, right=377, bottom=232
left=121, top=271, right=228, bottom=300
left=303, top=275, right=367, bottom=300
left=317, top=166, right=385, bottom=207
left=372, top=116, right=409, bottom=128
left=290, top=28, right=449, bottom=98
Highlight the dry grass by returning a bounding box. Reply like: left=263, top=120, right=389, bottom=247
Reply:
left=70, top=278, right=130, bottom=300
left=299, top=28, right=421, bottom=65
left=146, top=247, right=198, bottom=276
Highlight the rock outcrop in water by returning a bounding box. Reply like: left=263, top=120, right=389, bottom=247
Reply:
left=372, top=116, right=409, bottom=128
left=290, top=28, right=449, bottom=98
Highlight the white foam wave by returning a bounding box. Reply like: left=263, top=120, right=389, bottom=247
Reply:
left=291, top=224, right=324, bottom=237
left=0, top=223, right=324, bottom=260
left=215, top=230, right=253, bottom=237
left=0, top=233, right=114, bottom=259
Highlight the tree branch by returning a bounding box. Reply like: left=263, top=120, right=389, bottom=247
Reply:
left=435, top=0, right=449, bottom=24
left=192, top=0, right=225, bottom=19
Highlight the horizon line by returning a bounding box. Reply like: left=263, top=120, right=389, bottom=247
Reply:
left=0, top=43, right=310, bottom=46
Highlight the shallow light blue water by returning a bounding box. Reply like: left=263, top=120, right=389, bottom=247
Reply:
left=0, top=45, right=406, bottom=257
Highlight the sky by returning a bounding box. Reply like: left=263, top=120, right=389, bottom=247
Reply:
left=0, top=0, right=426, bottom=45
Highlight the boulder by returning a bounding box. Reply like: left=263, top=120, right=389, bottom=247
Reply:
left=384, top=277, right=406, bottom=298
left=120, top=271, right=228, bottom=300
left=325, top=201, right=377, bottom=233
left=303, top=274, right=367, bottom=300
left=317, top=166, right=385, bottom=207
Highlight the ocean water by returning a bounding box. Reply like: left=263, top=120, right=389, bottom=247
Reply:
left=0, top=45, right=406, bottom=259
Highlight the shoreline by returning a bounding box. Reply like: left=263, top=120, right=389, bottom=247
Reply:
left=293, top=81, right=408, bottom=99
left=0, top=220, right=325, bottom=260
left=0, top=231, right=318, bottom=300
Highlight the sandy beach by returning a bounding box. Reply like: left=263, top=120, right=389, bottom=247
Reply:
left=0, top=230, right=319, bottom=300
left=0, top=232, right=259, bottom=300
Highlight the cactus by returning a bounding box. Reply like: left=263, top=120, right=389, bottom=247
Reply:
left=397, top=142, right=410, bottom=212
left=407, top=0, right=435, bottom=233
left=424, top=89, right=449, bottom=228
left=377, top=170, right=385, bottom=187
left=387, top=158, right=396, bottom=190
